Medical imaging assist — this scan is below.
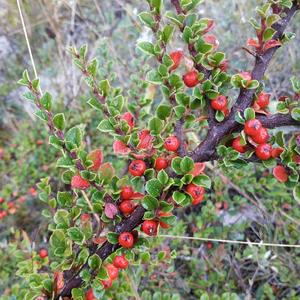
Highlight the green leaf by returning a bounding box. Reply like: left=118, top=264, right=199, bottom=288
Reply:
left=18, top=69, right=30, bottom=86
left=99, top=79, right=110, bottom=97
left=293, top=185, right=300, bottom=203
left=142, top=195, right=159, bottom=210
left=215, top=110, right=225, bottom=122
left=161, top=25, right=174, bottom=43
left=180, top=156, right=194, bottom=173
left=246, top=80, right=259, bottom=89
left=193, top=174, right=211, bottom=188
left=88, top=254, right=101, bottom=269
left=138, top=12, right=156, bottom=28
left=266, top=14, right=281, bottom=27
left=156, top=104, right=171, bottom=120
left=145, top=179, right=163, bottom=198
left=146, top=70, right=163, bottom=84
left=57, top=192, right=73, bottom=207
left=235, top=111, right=245, bottom=124
left=149, top=117, right=163, bottom=135
left=53, top=113, right=66, bottom=130
left=34, top=110, right=48, bottom=122
left=137, top=42, right=155, bottom=55
left=79, top=44, right=88, bottom=59
left=65, top=126, right=82, bottom=149
left=88, top=97, right=103, bottom=111
left=291, top=108, right=300, bottom=121
left=275, top=131, right=285, bottom=147
left=97, top=119, right=114, bottom=132
left=22, top=91, right=35, bottom=101
left=182, top=26, right=193, bottom=43
left=157, top=170, right=169, bottom=185
left=171, top=157, right=183, bottom=175
left=107, top=232, right=119, bottom=244
left=172, top=191, right=186, bottom=205
left=67, top=227, right=85, bottom=244
left=244, top=107, right=255, bottom=121
left=263, top=28, right=276, bottom=42
left=49, top=135, right=63, bottom=149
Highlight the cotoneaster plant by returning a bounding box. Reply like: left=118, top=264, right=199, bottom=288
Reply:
left=15, top=0, right=300, bottom=299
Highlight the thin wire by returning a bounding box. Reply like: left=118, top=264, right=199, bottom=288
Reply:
left=150, top=234, right=300, bottom=249
left=16, top=0, right=39, bottom=80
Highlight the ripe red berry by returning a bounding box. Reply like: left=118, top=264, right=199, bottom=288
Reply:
left=186, top=184, right=205, bottom=205
left=71, top=175, right=90, bottom=190
left=128, top=160, right=146, bottom=177
left=106, top=263, right=119, bottom=280
left=251, top=127, right=269, bottom=144
left=164, top=136, right=180, bottom=152
left=120, top=186, right=134, bottom=200
left=169, top=50, right=184, bottom=72
left=206, top=242, right=213, bottom=249
left=85, top=288, right=96, bottom=300
left=39, top=248, right=48, bottom=259
left=87, top=149, right=103, bottom=171
left=101, top=278, right=112, bottom=289
left=141, top=220, right=158, bottom=236
left=118, top=232, right=134, bottom=249
left=273, top=165, right=288, bottom=183
left=244, top=119, right=262, bottom=136
left=183, top=70, right=199, bottom=88
left=121, top=112, right=135, bottom=130
left=271, top=147, right=284, bottom=158
left=155, top=157, right=168, bottom=171
left=255, top=143, right=272, bottom=160
left=211, top=95, right=227, bottom=111
left=255, top=92, right=270, bottom=109
left=0, top=197, right=4, bottom=204
left=113, top=254, right=129, bottom=269
left=119, top=200, right=135, bottom=215
left=232, top=137, right=247, bottom=153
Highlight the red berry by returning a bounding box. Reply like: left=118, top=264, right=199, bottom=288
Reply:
left=206, top=242, right=213, bottom=249
left=141, top=220, right=158, bottom=236
left=164, top=136, right=180, bottom=152
left=101, top=278, right=112, bottom=289
left=106, top=263, right=119, bottom=280
left=244, top=119, right=262, bottom=136
left=211, top=95, right=227, bottom=111
left=128, top=160, right=146, bottom=177
left=186, top=184, right=205, bottom=205
left=271, top=147, right=284, bottom=158
left=113, top=254, right=129, bottom=269
left=71, top=175, right=90, bottom=190
left=251, top=127, right=269, bottom=144
left=232, top=137, right=247, bottom=153
left=119, top=200, right=135, bottom=215
left=87, top=149, right=103, bottom=171
left=121, top=186, right=134, bottom=200
left=118, top=232, right=134, bottom=248
left=121, top=112, right=135, bottom=130
left=255, top=143, right=272, bottom=160
left=39, top=248, right=48, bottom=259
left=0, top=197, right=4, bottom=204
left=85, top=288, right=96, bottom=300
left=169, top=50, right=184, bottom=72
left=255, top=92, right=270, bottom=109
left=183, top=70, right=199, bottom=88
left=155, top=157, right=168, bottom=171
left=273, top=165, right=288, bottom=183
